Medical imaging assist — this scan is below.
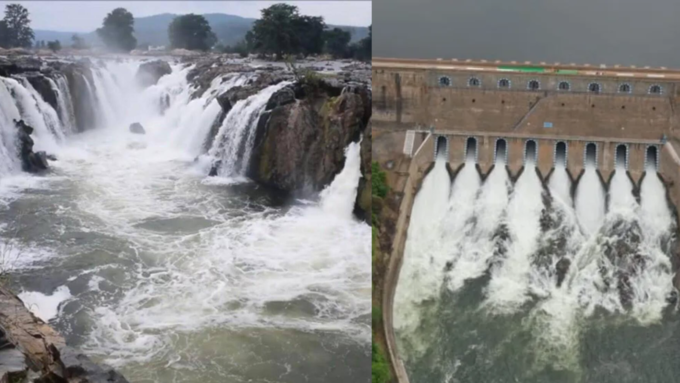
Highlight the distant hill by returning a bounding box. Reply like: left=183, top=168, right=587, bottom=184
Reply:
left=33, top=12, right=369, bottom=49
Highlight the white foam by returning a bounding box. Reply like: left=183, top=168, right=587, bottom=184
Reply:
left=19, top=285, right=71, bottom=322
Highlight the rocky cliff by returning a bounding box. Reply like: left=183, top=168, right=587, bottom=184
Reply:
left=0, top=285, right=128, bottom=382
left=248, top=77, right=372, bottom=221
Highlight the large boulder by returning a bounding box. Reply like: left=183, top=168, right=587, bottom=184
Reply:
left=15, top=120, right=50, bottom=173
left=135, top=60, right=171, bottom=87
left=248, top=79, right=371, bottom=199
left=129, top=122, right=145, bottom=134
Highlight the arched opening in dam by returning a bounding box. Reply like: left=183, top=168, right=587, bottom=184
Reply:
left=554, top=141, right=567, bottom=167
left=495, top=138, right=507, bottom=164
left=524, top=139, right=537, bottom=164
left=615, top=144, right=629, bottom=169
left=549, top=141, right=571, bottom=205
left=585, top=142, right=598, bottom=167
left=435, top=135, right=448, bottom=160
left=395, top=129, right=677, bottom=383
left=646, top=145, right=659, bottom=171
left=465, top=136, right=477, bottom=162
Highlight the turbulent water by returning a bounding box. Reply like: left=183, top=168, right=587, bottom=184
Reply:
left=0, top=58, right=370, bottom=382
left=395, top=155, right=678, bottom=383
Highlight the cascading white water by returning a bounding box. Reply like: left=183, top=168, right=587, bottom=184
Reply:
left=608, top=165, right=636, bottom=212
left=549, top=165, right=572, bottom=208
left=0, top=77, right=61, bottom=154
left=575, top=165, right=606, bottom=234
left=394, top=156, right=451, bottom=356
left=0, top=57, right=370, bottom=381
left=447, top=158, right=511, bottom=291
left=320, top=140, right=363, bottom=219
left=208, top=81, right=291, bottom=176
left=397, top=143, right=677, bottom=381
left=0, top=79, right=22, bottom=177
left=486, top=161, right=545, bottom=311
left=439, top=159, right=481, bottom=291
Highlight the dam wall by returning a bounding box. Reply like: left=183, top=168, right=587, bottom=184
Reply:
left=373, top=58, right=680, bottom=383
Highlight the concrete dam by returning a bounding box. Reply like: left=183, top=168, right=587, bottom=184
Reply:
left=373, top=57, right=680, bottom=383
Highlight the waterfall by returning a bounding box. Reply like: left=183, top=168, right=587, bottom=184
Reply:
left=51, top=75, right=76, bottom=133
left=0, top=79, right=22, bottom=177
left=0, top=58, right=299, bottom=180
left=396, top=146, right=676, bottom=370
left=320, top=140, right=363, bottom=220
left=447, top=161, right=510, bottom=291
left=394, top=157, right=451, bottom=356
left=0, top=77, right=61, bottom=154
left=549, top=166, right=572, bottom=208
left=608, top=167, right=636, bottom=213
left=208, top=82, right=291, bottom=176
left=486, top=162, right=545, bottom=311
left=575, top=165, right=605, bottom=234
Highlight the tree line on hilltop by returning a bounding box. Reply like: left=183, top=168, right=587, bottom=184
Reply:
left=0, top=3, right=371, bottom=61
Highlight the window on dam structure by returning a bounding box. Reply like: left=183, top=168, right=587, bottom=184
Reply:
left=528, top=80, right=540, bottom=90
left=588, top=83, right=601, bottom=93
left=615, top=144, right=628, bottom=169
left=555, top=141, right=567, bottom=167
left=585, top=143, right=597, bottom=167
left=524, top=140, right=537, bottom=164
left=649, top=85, right=662, bottom=94
left=498, top=79, right=510, bottom=88
left=468, top=77, right=480, bottom=87
left=646, top=146, right=658, bottom=171
left=495, top=139, right=507, bottom=164
left=439, top=76, right=451, bottom=87
left=465, top=137, right=477, bottom=162
left=558, top=81, right=570, bottom=91
left=435, top=136, right=448, bottom=159
left=619, top=83, right=631, bottom=93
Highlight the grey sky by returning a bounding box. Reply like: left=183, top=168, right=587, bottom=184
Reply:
left=0, top=1, right=371, bottom=32
left=374, top=0, right=680, bottom=68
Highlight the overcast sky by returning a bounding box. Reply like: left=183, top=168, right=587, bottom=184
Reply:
left=0, top=1, right=371, bottom=32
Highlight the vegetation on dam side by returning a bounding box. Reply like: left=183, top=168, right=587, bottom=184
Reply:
left=372, top=160, right=392, bottom=383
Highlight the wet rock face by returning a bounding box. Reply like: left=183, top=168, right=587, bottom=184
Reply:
left=129, top=122, right=146, bottom=134
left=0, top=56, right=42, bottom=77
left=0, top=285, right=130, bottom=382
left=248, top=79, right=371, bottom=200
left=354, top=122, right=372, bottom=222
left=57, top=346, right=130, bottom=383
left=15, top=120, right=50, bottom=173
left=62, top=62, right=98, bottom=132
left=135, top=60, right=172, bottom=87
left=24, top=73, right=59, bottom=112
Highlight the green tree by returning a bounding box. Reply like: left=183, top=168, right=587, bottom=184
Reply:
left=96, top=8, right=136, bottom=52
left=168, top=14, right=216, bottom=51
left=323, top=27, right=351, bottom=59
left=47, top=40, right=61, bottom=52
left=2, top=4, right=34, bottom=48
left=357, top=25, right=371, bottom=61
left=71, top=34, right=88, bottom=50
left=0, top=21, right=9, bottom=48
left=252, top=4, right=299, bottom=59
left=251, top=4, right=325, bottom=59
left=294, top=15, right=325, bottom=56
